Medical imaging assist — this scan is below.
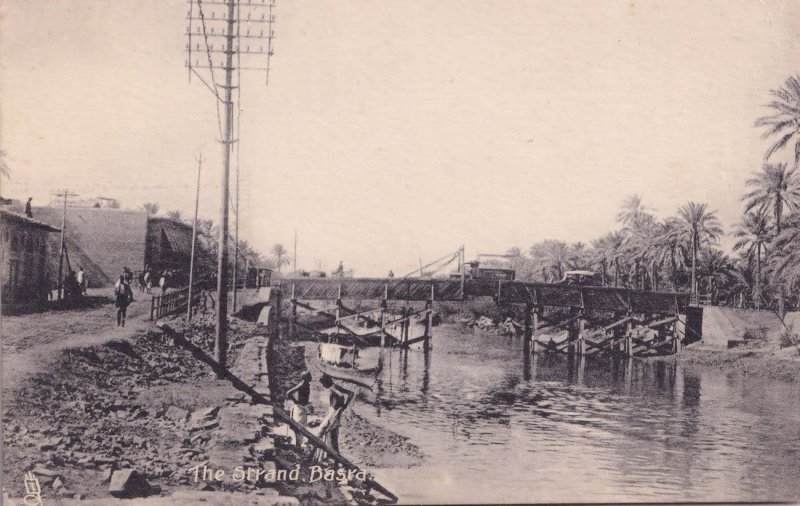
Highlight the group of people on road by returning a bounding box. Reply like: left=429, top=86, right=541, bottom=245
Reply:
left=138, top=265, right=174, bottom=295
left=285, top=371, right=354, bottom=460
left=62, top=266, right=88, bottom=301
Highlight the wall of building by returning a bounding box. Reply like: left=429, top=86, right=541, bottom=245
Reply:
left=1, top=217, right=53, bottom=306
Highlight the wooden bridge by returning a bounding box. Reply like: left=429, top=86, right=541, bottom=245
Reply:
left=277, top=277, right=701, bottom=358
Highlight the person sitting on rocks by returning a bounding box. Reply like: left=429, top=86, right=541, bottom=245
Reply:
left=286, top=371, right=313, bottom=449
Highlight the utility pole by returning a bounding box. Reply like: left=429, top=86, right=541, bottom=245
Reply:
left=293, top=228, right=297, bottom=275
left=215, top=0, right=236, bottom=374
left=185, top=0, right=276, bottom=372
left=187, top=154, right=203, bottom=320
left=55, top=189, right=77, bottom=300
left=57, top=189, right=68, bottom=301
left=232, top=160, right=239, bottom=313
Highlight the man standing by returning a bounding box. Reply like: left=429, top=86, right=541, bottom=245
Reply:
left=24, top=197, right=33, bottom=218
left=285, top=371, right=312, bottom=448
left=317, top=374, right=354, bottom=455
left=76, top=266, right=86, bottom=296
left=114, top=275, right=133, bottom=327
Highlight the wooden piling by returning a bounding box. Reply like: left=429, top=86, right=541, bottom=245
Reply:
left=524, top=301, right=532, bottom=356
left=567, top=313, right=578, bottom=361
left=289, top=283, right=297, bottom=340
left=577, top=315, right=586, bottom=356
left=335, top=283, right=342, bottom=341
left=424, top=284, right=434, bottom=351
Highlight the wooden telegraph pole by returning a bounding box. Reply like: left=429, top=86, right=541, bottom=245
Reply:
left=55, top=189, right=77, bottom=300
left=214, top=0, right=237, bottom=374
left=187, top=155, right=202, bottom=320
left=185, top=0, right=276, bottom=372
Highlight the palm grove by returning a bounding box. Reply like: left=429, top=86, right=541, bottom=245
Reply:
left=499, top=76, right=800, bottom=315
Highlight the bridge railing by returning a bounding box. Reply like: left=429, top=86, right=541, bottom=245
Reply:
left=277, top=277, right=691, bottom=314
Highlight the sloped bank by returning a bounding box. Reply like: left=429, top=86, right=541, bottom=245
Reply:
left=647, top=308, right=800, bottom=383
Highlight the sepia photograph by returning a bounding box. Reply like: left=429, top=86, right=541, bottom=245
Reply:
left=2, top=0, right=800, bottom=504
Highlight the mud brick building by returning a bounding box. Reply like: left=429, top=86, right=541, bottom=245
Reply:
left=0, top=208, right=60, bottom=308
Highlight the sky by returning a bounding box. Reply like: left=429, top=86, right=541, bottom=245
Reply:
left=1, top=0, right=799, bottom=276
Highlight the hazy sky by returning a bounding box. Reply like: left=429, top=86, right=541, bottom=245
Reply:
left=2, top=1, right=798, bottom=276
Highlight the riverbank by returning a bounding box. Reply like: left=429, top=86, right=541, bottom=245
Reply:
left=649, top=343, right=800, bottom=383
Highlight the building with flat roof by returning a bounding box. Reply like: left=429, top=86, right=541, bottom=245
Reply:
left=1, top=208, right=60, bottom=308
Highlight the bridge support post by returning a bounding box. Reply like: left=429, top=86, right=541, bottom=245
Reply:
left=567, top=313, right=578, bottom=361
left=335, top=283, right=342, bottom=342
left=622, top=315, right=633, bottom=356
left=523, top=302, right=532, bottom=356
left=380, top=299, right=387, bottom=350
left=577, top=315, right=586, bottom=357
left=424, top=285, right=434, bottom=351
left=671, top=317, right=681, bottom=354
left=289, top=283, right=297, bottom=340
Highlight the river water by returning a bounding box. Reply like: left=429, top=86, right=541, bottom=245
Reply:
left=349, top=325, right=800, bottom=504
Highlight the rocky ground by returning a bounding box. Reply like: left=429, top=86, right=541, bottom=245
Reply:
left=1, top=305, right=258, bottom=500
left=2, top=290, right=422, bottom=504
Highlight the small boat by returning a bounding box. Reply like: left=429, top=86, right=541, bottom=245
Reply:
left=318, top=342, right=358, bottom=367
left=317, top=343, right=384, bottom=389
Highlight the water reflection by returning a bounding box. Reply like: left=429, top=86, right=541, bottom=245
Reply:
left=356, top=326, right=800, bottom=503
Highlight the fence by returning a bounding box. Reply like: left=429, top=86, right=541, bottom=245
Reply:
left=149, top=281, right=205, bottom=320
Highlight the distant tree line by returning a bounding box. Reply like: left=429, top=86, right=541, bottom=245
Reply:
left=489, top=75, right=800, bottom=314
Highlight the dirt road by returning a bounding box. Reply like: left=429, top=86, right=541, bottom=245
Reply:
left=1, top=288, right=153, bottom=395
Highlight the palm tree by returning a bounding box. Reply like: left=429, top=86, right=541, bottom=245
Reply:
left=754, top=74, right=800, bottom=162
left=616, top=194, right=652, bottom=230
left=616, top=195, right=659, bottom=289
left=733, top=210, right=772, bottom=308
left=534, top=240, right=570, bottom=282
left=566, top=242, right=593, bottom=271
left=697, top=249, right=735, bottom=305
left=744, top=163, right=800, bottom=235
left=142, top=202, right=160, bottom=216
left=676, top=202, right=723, bottom=300
left=592, top=231, right=626, bottom=287
left=652, top=218, right=688, bottom=291
left=271, top=243, right=290, bottom=272
left=744, top=163, right=800, bottom=315
left=767, top=212, right=800, bottom=297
